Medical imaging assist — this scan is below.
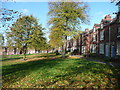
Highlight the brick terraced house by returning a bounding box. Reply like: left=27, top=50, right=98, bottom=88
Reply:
left=67, top=2, right=120, bottom=59
left=2, top=2, right=120, bottom=60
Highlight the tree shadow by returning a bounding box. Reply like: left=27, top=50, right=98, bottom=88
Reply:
left=107, top=65, right=120, bottom=88
left=3, top=56, right=120, bottom=88
left=2, top=57, right=65, bottom=87
left=2, top=57, right=23, bottom=61
left=63, top=58, right=120, bottom=88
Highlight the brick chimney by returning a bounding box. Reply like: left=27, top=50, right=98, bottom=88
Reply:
left=85, top=28, right=89, bottom=32
left=104, top=14, right=112, bottom=21
left=101, top=14, right=112, bottom=25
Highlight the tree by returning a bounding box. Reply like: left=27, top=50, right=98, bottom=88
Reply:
left=0, top=33, right=4, bottom=46
left=111, top=0, right=119, bottom=3
left=29, top=24, right=47, bottom=52
left=48, top=1, right=88, bottom=58
left=0, top=7, right=21, bottom=31
left=7, top=15, right=46, bottom=60
left=0, top=33, right=4, bottom=55
left=0, top=1, right=21, bottom=54
left=49, top=25, right=64, bottom=48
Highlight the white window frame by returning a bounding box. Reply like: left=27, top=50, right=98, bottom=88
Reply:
left=92, top=44, right=96, bottom=53
left=117, top=42, right=120, bottom=56
left=93, top=34, right=96, bottom=42
left=99, top=43, right=104, bottom=54
left=93, top=27, right=96, bottom=32
left=101, top=24, right=103, bottom=29
left=100, top=31, right=104, bottom=40
left=82, top=46, right=85, bottom=54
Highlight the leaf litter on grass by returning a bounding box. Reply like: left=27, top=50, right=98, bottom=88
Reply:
left=2, top=54, right=120, bottom=88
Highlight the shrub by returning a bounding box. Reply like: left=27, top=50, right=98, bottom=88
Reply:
left=71, top=49, right=79, bottom=55
left=55, top=50, right=60, bottom=55
left=87, top=53, right=99, bottom=58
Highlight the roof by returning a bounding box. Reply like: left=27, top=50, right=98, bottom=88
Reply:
left=103, top=17, right=117, bottom=28
left=94, top=24, right=100, bottom=27
left=116, top=1, right=120, bottom=5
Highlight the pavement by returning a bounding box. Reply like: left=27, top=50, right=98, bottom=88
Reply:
left=71, top=55, right=120, bottom=68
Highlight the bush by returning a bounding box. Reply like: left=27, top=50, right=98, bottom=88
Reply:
left=107, top=57, right=120, bottom=62
left=87, top=53, right=99, bottom=57
left=55, top=50, right=60, bottom=55
left=87, top=53, right=94, bottom=57
left=83, top=54, right=88, bottom=57
left=71, top=49, right=79, bottom=55
left=66, top=50, right=71, bottom=53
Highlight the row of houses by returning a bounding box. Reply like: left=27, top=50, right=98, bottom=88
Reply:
left=1, top=2, right=120, bottom=60
left=2, top=46, right=51, bottom=55
left=66, top=2, right=120, bottom=59
left=2, top=47, right=35, bottom=55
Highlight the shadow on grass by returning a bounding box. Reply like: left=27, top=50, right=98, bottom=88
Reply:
left=2, top=57, right=23, bottom=61
left=2, top=53, right=48, bottom=61
left=63, top=58, right=120, bottom=88
left=2, top=57, right=64, bottom=87
left=108, top=66, right=120, bottom=88
left=2, top=56, right=120, bottom=88
left=2, top=54, right=38, bottom=61
left=41, top=53, right=61, bottom=57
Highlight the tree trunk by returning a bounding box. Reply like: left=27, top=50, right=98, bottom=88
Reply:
left=62, top=45, right=65, bottom=58
left=23, top=45, right=27, bottom=60
left=62, top=36, right=67, bottom=58
left=23, top=52, right=26, bottom=60
left=62, top=18, right=68, bottom=58
left=20, top=49, right=22, bottom=54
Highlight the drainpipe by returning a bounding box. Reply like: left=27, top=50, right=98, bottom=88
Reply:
left=97, top=29, right=99, bottom=54
left=109, top=26, right=111, bottom=57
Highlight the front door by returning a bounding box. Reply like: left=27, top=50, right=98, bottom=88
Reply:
left=106, top=44, right=109, bottom=56
left=111, top=45, right=115, bottom=57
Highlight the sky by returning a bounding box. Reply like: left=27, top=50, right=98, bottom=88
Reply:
left=0, top=1, right=118, bottom=41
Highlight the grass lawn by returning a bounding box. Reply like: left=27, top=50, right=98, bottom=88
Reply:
left=2, top=53, right=120, bottom=88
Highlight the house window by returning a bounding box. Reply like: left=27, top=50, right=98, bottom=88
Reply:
left=92, top=44, right=96, bottom=53
left=82, top=46, right=85, bottom=54
left=117, top=43, right=120, bottom=55
left=100, top=31, right=104, bottom=40
left=93, top=27, right=96, bottom=32
left=99, top=43, right=104, bottom=54
left=101, top=24, right=103, bottom=29
left=118, top=26, right=120, bottom=33
left=93, top=34, right=96, bottom=41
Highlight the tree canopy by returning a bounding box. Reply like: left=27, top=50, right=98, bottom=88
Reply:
left=0, top=34, right=4, bottom=46
left=7, top=15, right=46, bottom=59
left=48, top=1, right=89, bottom=57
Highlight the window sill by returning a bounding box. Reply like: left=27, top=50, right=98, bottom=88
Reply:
left=117, top=35, right=120, bottom=38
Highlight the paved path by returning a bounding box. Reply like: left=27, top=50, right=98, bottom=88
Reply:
left=71, top=55, right=120, bottom=68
